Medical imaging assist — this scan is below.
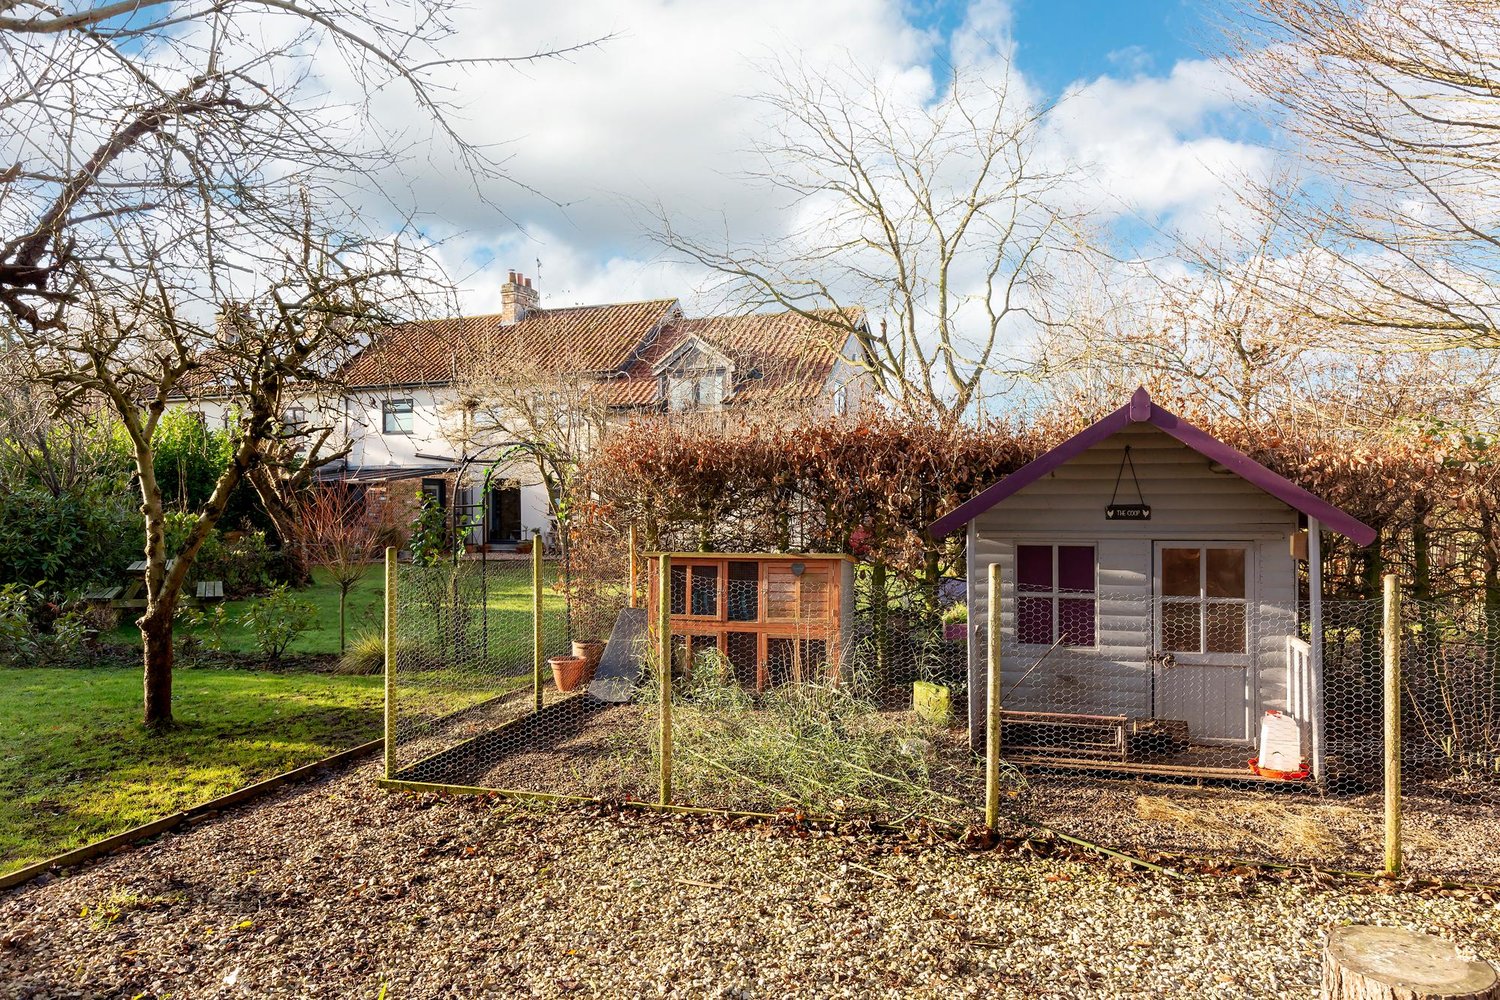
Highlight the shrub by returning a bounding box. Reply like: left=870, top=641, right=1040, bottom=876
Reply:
left=0, top=483, right=141, bottom=593
left=0, top=582, right=93, bottom=666
left=407, top=494, right=452, bottom=566
left=338, top=631, right=387, bottom=674
left=240, top=585, right=316, bottom=662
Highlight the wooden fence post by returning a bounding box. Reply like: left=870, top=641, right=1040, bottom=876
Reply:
left=533, top=528, right=544, bottom=714
left=628, top=525, right=640, bottom=610
left=658, top=553, right=672, bottom=806
left=383, top=546, right=396, bottom=780
left=985, top=561, right=1002, bottom=832
left=1383, top=572, right=1402, bottom=876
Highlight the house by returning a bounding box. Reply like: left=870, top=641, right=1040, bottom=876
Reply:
left=326, top=272, right=873, bottom=548
left=928, top=388, right=1376, bottom=783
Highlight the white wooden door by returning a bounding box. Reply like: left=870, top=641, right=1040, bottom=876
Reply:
left=1152, top=542, right=1254, bottom=744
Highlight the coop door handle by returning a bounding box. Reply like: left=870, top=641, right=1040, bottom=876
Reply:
left=1150, top=651, right=1177, bottom=669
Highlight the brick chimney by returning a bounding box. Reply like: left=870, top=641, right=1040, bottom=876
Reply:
left=500, top=270, right=540, bottom=324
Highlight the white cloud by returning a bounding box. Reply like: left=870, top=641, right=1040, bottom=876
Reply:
left=1044, top=59, right=1275, bottom=241
left=298, top=1, right=1276, bottom=318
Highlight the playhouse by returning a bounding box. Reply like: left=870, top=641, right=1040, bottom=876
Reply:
left=930, top=389, right=1377, bottom=782
left=644, top=552, right=856, bottom=689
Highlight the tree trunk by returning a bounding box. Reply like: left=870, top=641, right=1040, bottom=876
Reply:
left=1321, top=925, right=1498, bottom=1000
left=140, top=603, right=175, bottom=728
left=339, top=587, right=349, bottom=654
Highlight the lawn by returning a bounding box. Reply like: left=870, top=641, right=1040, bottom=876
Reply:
left=106, top=562, right=567, bottom=659
left=0, top=666, right=383, bottom=876
left=106, top=565, right=389, bottom=657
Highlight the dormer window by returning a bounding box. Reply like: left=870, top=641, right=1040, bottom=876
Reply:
left=668, top=370, right=727, bottom=412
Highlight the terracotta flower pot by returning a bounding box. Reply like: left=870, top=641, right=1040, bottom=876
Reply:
left=549, top=654, right=587, bottom=692
left=572, top=640, right=605, bottom=684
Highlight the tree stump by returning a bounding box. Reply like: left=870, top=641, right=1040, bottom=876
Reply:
left=1323, top=926, right=1499, bottom=1000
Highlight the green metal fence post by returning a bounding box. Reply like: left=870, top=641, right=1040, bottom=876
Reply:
left=658, top=553, right=672, bottom=807
left=985, top=561, right=1001, bottom=832
left=533, top=528, right=544, bottom=714
left=383, top=546, right=396, bottom=780
left=1383, top=572, right=1402, bottom=876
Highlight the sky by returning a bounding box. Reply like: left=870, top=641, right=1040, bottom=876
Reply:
left=370, top=0, right=1270, bottom=318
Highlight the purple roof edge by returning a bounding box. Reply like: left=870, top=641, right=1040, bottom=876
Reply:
left=928, top=388, right=1378, bottom=546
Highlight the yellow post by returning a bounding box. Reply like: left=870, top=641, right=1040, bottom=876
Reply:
left=1383, top=572, right=1402, bottom=876
left=628, top=525, right=640, bottom=610
left=383, top=546, right=397, bottom=779
left=985, top=561, right=1002, bottom=832
left=533, top=529, right=543, bottom=714
left=658, top=553, right=672, bottom=806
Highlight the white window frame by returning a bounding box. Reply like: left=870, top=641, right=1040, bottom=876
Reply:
left=382, top=398, right=414, bottom=435
left=1154, top=542, right=1253, bottom=663
left=1014, top=542, right=1099, bottom=650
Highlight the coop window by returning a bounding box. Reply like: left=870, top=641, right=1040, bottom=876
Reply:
left=669, top=563, right=721, bottom=619
left=1160, top=546, right=1247, bottom=654
left=1016, top=544, right=1096, bottom=647
left=382, top=398, right=414, bottom=434
left=727, top=561, right=759, bottom=621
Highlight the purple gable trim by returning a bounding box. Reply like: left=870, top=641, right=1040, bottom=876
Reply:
left=929, top=388, right=1377, bottom=546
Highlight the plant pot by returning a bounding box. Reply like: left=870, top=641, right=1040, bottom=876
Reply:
left=572, top=640, right=605, bottom=684
left=549, top=654, right=587, bottom=692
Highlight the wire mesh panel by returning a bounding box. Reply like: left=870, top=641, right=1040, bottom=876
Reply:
left=660, top=567, right=989, bottom=827
left=1004, top=593, right=1500, bottom=882
left=381, top=544, right=1500, bottom=883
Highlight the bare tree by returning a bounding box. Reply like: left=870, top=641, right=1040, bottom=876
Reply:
left=652, top=58, right=1083, bottom=423
left=1033, top=194, right=1350, bottom=426
left=0, top=2, right=604, bottom=727
left=1226, top=0, right=1500, bottom=350
left=449, top=332, right=615, bottom=554
left=291, top=478, right=389, bottom=653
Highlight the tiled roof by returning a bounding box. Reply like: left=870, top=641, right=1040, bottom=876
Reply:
left=339, top=293, right=862, bottom=412
left=605, top=308, right=862, bottom=408
left=341, top=300, right=679, bottom=388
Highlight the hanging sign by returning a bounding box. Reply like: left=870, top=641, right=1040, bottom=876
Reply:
left=1106, top=503, right=1151, bottom=520
left=1106, top=446, right=1151, bottom=520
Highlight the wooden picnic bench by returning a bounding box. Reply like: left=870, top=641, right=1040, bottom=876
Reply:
left=195, top=580, right=225, bottom=601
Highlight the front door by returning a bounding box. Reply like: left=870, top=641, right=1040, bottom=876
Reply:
left=488, top=485, right=522, bottom=544
left=1153, top=542, right=1254, bottom=743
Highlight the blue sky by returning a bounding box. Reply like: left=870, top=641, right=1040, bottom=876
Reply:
left=917, top=0, right=1214, bottom=94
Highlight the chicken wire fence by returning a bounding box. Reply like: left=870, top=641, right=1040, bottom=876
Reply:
left=381, top=549, right=1500, bottom=883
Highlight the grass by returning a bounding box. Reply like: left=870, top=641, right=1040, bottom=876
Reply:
left=105, top=562, right=566, bottom=659
left=5, top=559, right=579, bottom=876
left=0, top=666, right=383, bottom=876
left=106, top=566, right=388, bottom=657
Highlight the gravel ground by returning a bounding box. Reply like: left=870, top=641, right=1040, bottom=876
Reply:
left=1, top=762, right=1497, bottom=999
left=1017, top=778, right=1500, bottom=883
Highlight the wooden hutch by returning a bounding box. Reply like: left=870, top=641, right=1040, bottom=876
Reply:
left=645, top=553, right=856, bottom=689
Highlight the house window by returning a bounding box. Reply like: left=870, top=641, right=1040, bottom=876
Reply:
left=382, top=398, right=414, bottom=434
left=1016, top=544, right=1096, bottom=647
left=283, top=405, right=308, bottom=428
left=1160, top=546, right=1247, bottom=654
left=832, top=383, right=849, bottom=416
left=668, top=371, right=726, bottom=412
left=420, top=478, right=447, bottom=510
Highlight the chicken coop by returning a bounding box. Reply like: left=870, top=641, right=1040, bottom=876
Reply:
left=645, top=552, right=856, bottom=689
